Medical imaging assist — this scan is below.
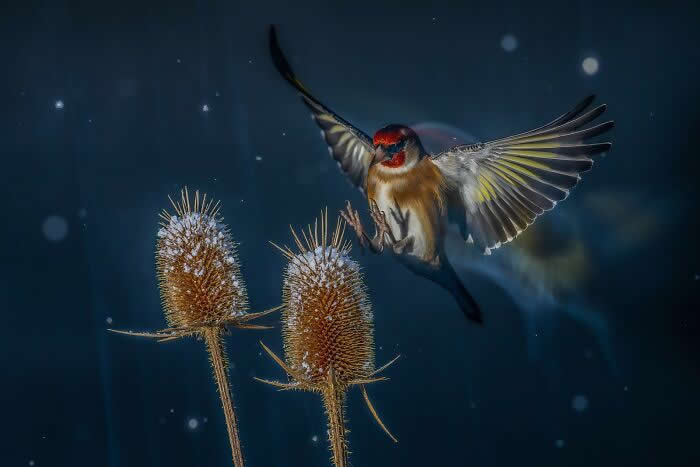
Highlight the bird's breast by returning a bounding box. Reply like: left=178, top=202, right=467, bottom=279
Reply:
left=367, top=160, right=446, bottom=262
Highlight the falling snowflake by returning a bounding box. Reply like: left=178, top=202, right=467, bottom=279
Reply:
left=501, top=34, right=518, bottom=52
left=55, top=100, right=64, bottom=110
left=187, top=417, right=199, bottom=430
left=42, top=216, right=68, bottom=242
left=572, top=394, right=589, bottom=412
left=582, top=57, right=599, bottom=75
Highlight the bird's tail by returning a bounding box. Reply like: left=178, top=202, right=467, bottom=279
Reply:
left=401, top=253, right=483, bottom=325
left=442, top=257, right=483, bottom=325
left=400, top=251, right=483, bottom=324
left=454, top=277, right=483, bottom=324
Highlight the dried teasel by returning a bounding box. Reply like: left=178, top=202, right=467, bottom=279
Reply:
left=256, top=210, right=399, bottom=467
left=110, top=188, right=280, bottom=467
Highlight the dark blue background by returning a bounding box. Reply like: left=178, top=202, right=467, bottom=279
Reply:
left=2, top=1, right=699, bottom=466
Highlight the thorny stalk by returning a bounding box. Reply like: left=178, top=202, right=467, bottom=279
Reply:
left=322, top=373, right=348, bottom=467
left=205, top=328, right=245, bottom=467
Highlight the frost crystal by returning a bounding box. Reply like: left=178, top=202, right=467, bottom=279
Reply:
left=156, top=196, right=249, bottom=327
left=284, top=245, right=371, bottom=330
left=280, top=224, right=375, bottom=386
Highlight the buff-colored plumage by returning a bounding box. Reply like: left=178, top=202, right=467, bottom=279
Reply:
left=367, top=157, right=447, bottom=262
left=256, top=211, right=399, bottom=467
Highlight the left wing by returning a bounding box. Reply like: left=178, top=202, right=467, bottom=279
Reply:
left=431, top=95, right=613, bottom=254
left=269, top=26, right=374, bottom=194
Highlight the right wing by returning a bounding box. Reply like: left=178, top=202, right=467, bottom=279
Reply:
left=269, top=26, right=374, bottom=194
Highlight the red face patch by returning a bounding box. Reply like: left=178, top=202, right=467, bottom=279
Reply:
left=381, top=150, right=406, bottom=168
left=373, top=127, right=405, bottom=146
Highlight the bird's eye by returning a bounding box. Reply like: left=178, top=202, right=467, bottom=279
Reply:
left=386, top=141, right=404, bottom=153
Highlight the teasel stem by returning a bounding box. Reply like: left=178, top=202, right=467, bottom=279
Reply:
left=322, top=370, right=348, bottom=467
left=204, top=328, right=245, bottom=467
left=258, top=212, right=399, bottom=466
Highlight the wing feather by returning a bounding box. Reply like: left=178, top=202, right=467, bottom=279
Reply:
left=269, top=26, right=374, bottom=194
left=432, top=96, right=613, bottom=253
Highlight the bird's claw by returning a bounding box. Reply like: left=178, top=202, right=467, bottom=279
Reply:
left=368, top=199, right=393, bottom=250
left=340, top=200, right=368, bottom=249
left=387, top=198, right=412, bottom=254
left=390, top=198, right=410, bottom=238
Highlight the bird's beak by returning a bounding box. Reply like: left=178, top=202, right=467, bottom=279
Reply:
left=373, top=147, right=388, bottom=164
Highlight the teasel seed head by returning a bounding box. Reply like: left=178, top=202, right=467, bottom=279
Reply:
left=277, top=212, right=374, bottom=388
left=257, top=209, right=399, bottom=463
left=156, top=187, right=249, bottom=328
left=110, top=188, right=282, bottom=467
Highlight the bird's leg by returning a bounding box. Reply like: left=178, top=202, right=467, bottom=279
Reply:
left=340, top=200, right=370, bottom=249
left=386, top=198, right=414, bottom=255
left=369, top=198, right=416, bottom=255
left=368, top=199, right=396, bottom=253
left=390, top=198, right=410, bottom=239
left=341, top=200, right=387, bottom=254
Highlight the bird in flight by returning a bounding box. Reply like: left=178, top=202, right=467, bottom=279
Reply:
left=269, top=26, right=613, bottom=324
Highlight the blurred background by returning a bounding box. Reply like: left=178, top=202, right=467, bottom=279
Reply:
left=1, top=0, right=699, bottom=466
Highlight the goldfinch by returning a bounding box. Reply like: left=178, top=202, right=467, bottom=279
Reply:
left=269, top=26, right=613, bottom=324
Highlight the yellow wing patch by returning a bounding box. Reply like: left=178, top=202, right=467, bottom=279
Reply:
left=433, top=96, right=613, bottom=253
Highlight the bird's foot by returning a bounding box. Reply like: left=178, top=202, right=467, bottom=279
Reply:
left=368, top=199, right=397, bottom=252
left=427, top=255, right=440, bottom=268
left=391, top=236, right=414, bottom=255
left=389, top=198, right=410, bottom=239
left=340, top=200, right=369, bottom=249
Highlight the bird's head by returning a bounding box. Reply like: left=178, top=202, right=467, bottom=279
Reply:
left=372, top=124, right=425, bottom=171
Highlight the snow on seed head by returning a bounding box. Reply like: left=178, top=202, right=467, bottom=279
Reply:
left=156, top=188, right=248, bottom=328
left=275, top=211, right=375, bottom=387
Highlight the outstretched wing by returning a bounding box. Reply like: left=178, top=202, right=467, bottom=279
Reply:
left=432, top=95, right=614, bottom=254
left=269, top=26, right=374, bottom=194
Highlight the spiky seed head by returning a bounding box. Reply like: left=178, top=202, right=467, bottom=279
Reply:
left=278, top=212, right=374, bottom=388
left=156, top=188, right=248, bottom=328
